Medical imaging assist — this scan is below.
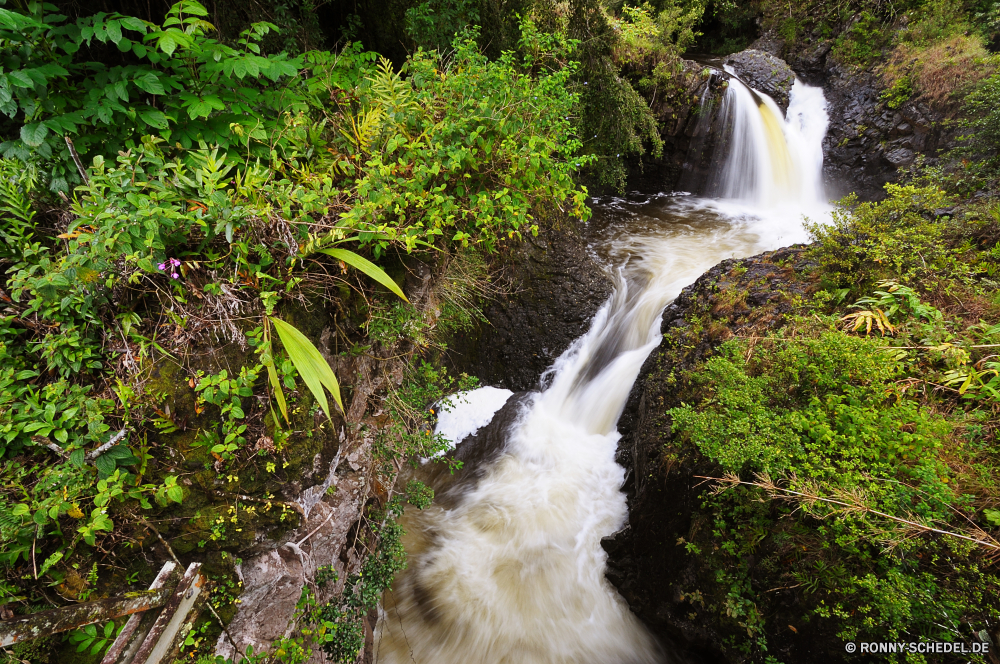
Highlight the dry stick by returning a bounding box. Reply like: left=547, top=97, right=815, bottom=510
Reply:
left=696, top=475, right=1000, bottom=553
left=137, top=517, right=245, bottom=661
left=64, top=137, right=89, bottom=186
left=85, top=428, right=129, bottom=461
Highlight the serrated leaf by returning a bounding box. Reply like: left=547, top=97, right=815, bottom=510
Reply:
left=269, top=316, right=343, bottom=421
left=105, top=19, right=122, bottom=44
left=94, top=454, right=115, bottom=476
left=134, top=71, right=164, bottom=95
left=0, top=8, right=46, bottom=31
left=7, top=70, right=33, bottom=88
left=156, top=33, right=177, bottom=56
left=138, top=107, right=168, bottom=128
left=105, top=445, right=131, bottom=459
left=20, top=122, right=48, bottom=147
left=121, top=16, right=147, bottom=32
left=318, top=248, right=408, bottom=302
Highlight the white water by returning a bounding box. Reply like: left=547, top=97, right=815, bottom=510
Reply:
left=433, top=386, right=514, bottom=449
left=375, top=79, right=830, bottom=664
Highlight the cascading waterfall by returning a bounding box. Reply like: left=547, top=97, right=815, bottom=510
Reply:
left=375, top=78, right=830, bottom=664
left=710, top=73, right=829, bottom=206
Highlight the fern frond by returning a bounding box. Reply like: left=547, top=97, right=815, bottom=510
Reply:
left=0, top=159, right=36, bottom=249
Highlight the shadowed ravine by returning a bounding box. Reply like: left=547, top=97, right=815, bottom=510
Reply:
left=374, top=75, right=831, bottom=664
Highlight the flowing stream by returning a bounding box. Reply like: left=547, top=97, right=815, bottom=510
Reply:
left=375, top=75, right=831, bottom=663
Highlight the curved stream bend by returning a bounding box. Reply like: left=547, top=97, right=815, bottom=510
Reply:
left=375, top=77, right=830, bottom=664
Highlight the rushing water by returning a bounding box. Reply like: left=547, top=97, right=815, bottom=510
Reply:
left=375, top=77, right=831, bottom=663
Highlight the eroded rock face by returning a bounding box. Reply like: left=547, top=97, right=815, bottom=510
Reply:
left=820, top=66, right=949, bottom=199
left=724, top=49, right=796, bottom=111
left=444, top=217, right=613, bottom=391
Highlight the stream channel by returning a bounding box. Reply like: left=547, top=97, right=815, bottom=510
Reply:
left=375, top=70, right=834, bottom=664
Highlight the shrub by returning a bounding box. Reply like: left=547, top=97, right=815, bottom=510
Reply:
left=0, top=0, right=311, bottom=192
left=670, top=332, right=953, bottom=514
left=805, top=183, right=956, bottom=288
left=832, top=11, right=890, bottom=67
left=670, top=327, right=998, bottom=658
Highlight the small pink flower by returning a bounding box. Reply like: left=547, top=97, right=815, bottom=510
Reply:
left=169, top=258, right=181, bottom=267
left=157, top=263, right=166, bottom=270
left=171, top=272, right=179, bottom=279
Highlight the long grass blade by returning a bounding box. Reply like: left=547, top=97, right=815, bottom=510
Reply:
left=319, top=248, right=409, bottom=302
left=269, top=316, right=344, bottom=420
left=264, top=355, right=289, bottom=424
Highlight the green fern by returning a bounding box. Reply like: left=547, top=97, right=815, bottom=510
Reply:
left=0, top=159, right=36, bottom=255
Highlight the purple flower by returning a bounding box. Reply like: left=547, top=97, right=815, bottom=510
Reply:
left=169, top=258, right=181, bottom=267
left=157, top=263, right=167, bottom=270
left=171, top=272, right=179, bottom=279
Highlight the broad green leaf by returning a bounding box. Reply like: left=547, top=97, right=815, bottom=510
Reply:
left=105, top=19, right=122, bottom=44
left=20, top=122, right=49, bottom=146
left=0, top=8, right=46, bottom=31
left=269, top=316, right=343, bottom=421
left=7, top=71, right=33, bottom=88
left=138, top=107, right=167, bottom=128
left=120, top=16, right=147, bottom=33
left=155, top=33, right=177, bottom=56
left=94, top=454, right=116, bottom=476
left=166, top=485, right=183, bottom=503
left=177, top=0, right=210, bottom=16
left=318, top=248, right=408, bottom=303
left=133, top=72, right=164, bottom=95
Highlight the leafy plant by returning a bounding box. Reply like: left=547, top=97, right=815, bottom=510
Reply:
left=269, top=317, right=343, bottom=422
left=0, top=0, right=305, bottom=191
left=67, top=620, right=121, bottom=657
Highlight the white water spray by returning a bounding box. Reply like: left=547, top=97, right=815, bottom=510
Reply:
left=711, top=77, right=829, bottom=206
left=375, top=79, right=830, bottom=664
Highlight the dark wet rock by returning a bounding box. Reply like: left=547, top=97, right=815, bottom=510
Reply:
left=621, top=59, right=715, bottom=195
left=607, top=246, right=824, bottom=664
left=444, top=216, right=613, bottom=391
left=724, top=49, right=796, bottom=111
left=414, top=392, right=530, bottom=509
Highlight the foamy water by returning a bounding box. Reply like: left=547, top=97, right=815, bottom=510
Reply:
left=434, top=386, right=514, bottom=449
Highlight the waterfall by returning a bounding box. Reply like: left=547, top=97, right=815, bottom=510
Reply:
left=375, top=78, right=831, bottom=664
left=710, top=76, right=829, bottom=206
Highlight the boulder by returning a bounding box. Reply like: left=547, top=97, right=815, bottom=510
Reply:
left=724, top=49, right=796, bottom=110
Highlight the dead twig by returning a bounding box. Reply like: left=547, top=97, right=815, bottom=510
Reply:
left=138, top=518, right=245, bottom=660
left=696, top=473, right=1000, bottom=554
left=86, top=429, right=129, bottom=461
left=65, top=137, right=89, bottom=186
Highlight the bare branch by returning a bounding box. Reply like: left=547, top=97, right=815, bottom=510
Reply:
left=696, top=474, right=1000, bottom=553
left=86, top=428, right=129, bottom=461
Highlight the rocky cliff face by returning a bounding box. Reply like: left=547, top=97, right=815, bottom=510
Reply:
left=725, top=49, right=796, bottom=111
left=628, top=39, right=960, bottom=201
left=820, top=65, right=954, bottom=199
left=443, top=216, right=613, bottom=391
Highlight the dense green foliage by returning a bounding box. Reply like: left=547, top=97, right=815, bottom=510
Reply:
left=0, top=1, right=595, bottom=660
left=661, top=161, right=1000, bottom=659
left=672, top=328, right=998, bottom=657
